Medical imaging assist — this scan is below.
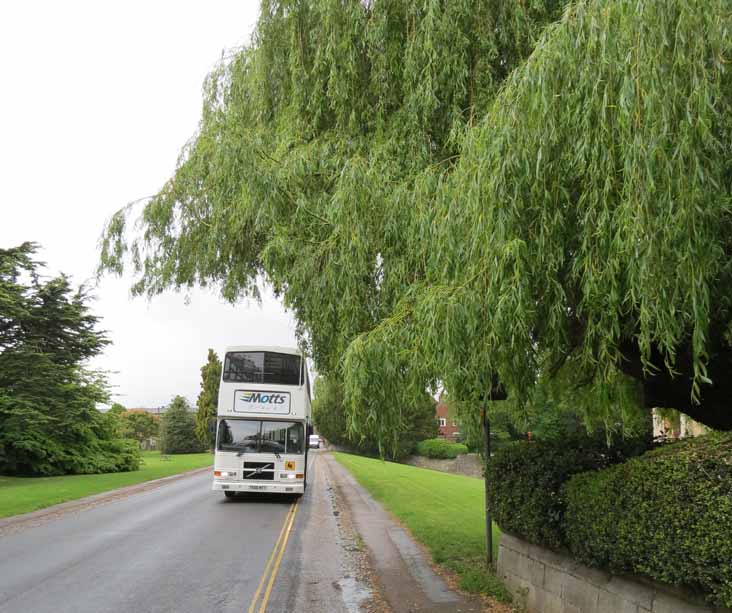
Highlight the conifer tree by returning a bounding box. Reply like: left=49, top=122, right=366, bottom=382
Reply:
left=160, top=396, right=204, bottom=454
left=195, top=349, right=221, bottom=449
left=1, top=243, right=139, bottom=475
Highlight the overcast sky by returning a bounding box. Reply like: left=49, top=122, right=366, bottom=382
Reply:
left=1, top=1, right=301, bottom=409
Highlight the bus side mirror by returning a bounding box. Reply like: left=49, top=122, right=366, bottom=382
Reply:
left=307, top=424, right=313, bottom=437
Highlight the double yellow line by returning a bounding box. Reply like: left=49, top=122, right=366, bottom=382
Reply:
left=247, top=500, right=300, bottom=613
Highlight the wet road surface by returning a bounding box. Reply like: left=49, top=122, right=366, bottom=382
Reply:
left=0, top=451, right=369, bottom=613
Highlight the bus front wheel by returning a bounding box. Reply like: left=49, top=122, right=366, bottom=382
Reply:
left=224, top=491, right=237, bottom=500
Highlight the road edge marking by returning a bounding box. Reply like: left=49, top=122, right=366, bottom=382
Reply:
left=247, top=502, right=296, bottom=613
left=258, top=500, right=300, bottom=613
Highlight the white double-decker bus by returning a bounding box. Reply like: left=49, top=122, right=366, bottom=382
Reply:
left=212, top=346, right=311, bottom=498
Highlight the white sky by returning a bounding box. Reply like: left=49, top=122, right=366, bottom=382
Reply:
left=0, top=1, right=301, bottom=409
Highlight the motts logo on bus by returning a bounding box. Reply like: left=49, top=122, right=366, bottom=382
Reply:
left=240, top=392, right=287, bottom=405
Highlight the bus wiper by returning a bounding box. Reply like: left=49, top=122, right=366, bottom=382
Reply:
left=274, top=451, right=281, bottom=460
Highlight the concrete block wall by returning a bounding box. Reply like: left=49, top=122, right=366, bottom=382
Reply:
left=403, top=453, right=483, bottom=478
left=498, top=533, right=731, bottom=613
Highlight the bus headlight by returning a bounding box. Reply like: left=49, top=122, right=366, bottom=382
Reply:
left=214, top=470, right=236, bottom=479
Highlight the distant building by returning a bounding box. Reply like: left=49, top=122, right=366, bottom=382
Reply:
left=435, top=402, right=460, bottom=441
left=652, top=409, right=707, bottom=440
left=129, top=406, right=166, bottom=416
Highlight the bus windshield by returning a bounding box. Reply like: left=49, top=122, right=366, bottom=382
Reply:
left=217, top=419, right=304, bottom=454
left=223, top=351, right=301, bottom=385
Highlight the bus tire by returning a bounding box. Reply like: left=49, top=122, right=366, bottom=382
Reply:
left=224, top=491, right=238, bottom=500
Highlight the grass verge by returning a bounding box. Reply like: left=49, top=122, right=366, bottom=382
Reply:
left=334, top=452, right=511, bottom=603
left=0, top=451, right=213, bottom=518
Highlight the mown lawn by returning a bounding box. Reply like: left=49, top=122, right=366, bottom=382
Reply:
left=0, top=452, right=213, bottom=518
left=334, top=452, right=510, bottom=602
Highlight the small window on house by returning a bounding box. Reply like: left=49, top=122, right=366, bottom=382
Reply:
left=439, top=418, right=447, bottom=427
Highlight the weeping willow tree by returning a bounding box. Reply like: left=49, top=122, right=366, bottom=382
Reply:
left=100, top=0, right=563, bottom=443
left=438, top=0, right=732, bottom=430
left=101, top=0, right=732, bottom=461
left=345, top=0, right=732, bottom=435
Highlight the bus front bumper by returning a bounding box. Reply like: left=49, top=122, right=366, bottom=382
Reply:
left=212, top=479, right=304, bottom=495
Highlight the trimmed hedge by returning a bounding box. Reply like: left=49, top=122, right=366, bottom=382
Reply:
left=414, top=438, right=469, bottom=459
left=487, top=435, right=649, bottom=550
left=564, top=433, right=732, bottom=607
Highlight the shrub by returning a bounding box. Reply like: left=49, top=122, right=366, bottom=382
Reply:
left=69, top=436, right=141, bottom=473
left=414, top=438, right=469, bottom=459
left=564, top=433, right=732, bottom=607
left=487, top=434, right=650, bottom=550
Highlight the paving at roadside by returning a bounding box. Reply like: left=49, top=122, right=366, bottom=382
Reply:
left=263, top=450, right=382, bottom=612
left=321, top=452, right=493, bottom=613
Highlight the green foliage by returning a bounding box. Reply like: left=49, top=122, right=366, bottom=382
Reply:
left=120, top=410, right=159, bottom=447
left=159, top=396, right=205, bottom=454
left=419, top=0, right=732, bottom=425
left=564, top=433, right=732, bottom=607
left=195, top=349, right=221, bottom=449
left=98, top=0, right=564, bottom=447
left=0, top=243, right=140, bottom=476
left=105, top=403, right=126, bottom=438
left=100, top=0, right=732, bottom=447
left=107, top=403, right=126, bottom=416
left=414, top=438, right=468, bottom=459
left=454, top=368, right=648, bottom=454
left=311, top=376, right=349, bottom=446
left=452, top=401, right=522, bottom=453
left=522, top=369, right=648, bottom=440
left=312, top=375, right=436, bottom=460
left=487, top=434, right=651, bottom=550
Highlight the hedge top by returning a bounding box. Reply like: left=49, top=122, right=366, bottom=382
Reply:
left=414, top=438, right=469, bottom=460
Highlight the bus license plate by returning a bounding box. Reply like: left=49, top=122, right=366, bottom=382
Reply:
left=249, top=485, right=266, bottom=490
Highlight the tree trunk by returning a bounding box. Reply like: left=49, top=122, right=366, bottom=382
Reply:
left=617, top=338, right=732, bottom=430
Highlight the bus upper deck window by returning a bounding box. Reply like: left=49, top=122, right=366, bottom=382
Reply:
left=223, top=351, right=301, bottom=385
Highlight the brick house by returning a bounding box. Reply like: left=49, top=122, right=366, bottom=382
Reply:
left=435, top=402, right=460, bottom=441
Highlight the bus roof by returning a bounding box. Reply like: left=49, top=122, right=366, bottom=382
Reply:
left=223, top=345, right=302, bottom=356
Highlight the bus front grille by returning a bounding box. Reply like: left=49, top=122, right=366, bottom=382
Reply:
left=243, top=462, right=275, bottom=480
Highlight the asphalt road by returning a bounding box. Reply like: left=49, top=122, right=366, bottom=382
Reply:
left=0, top=451, right=356, bottom=613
